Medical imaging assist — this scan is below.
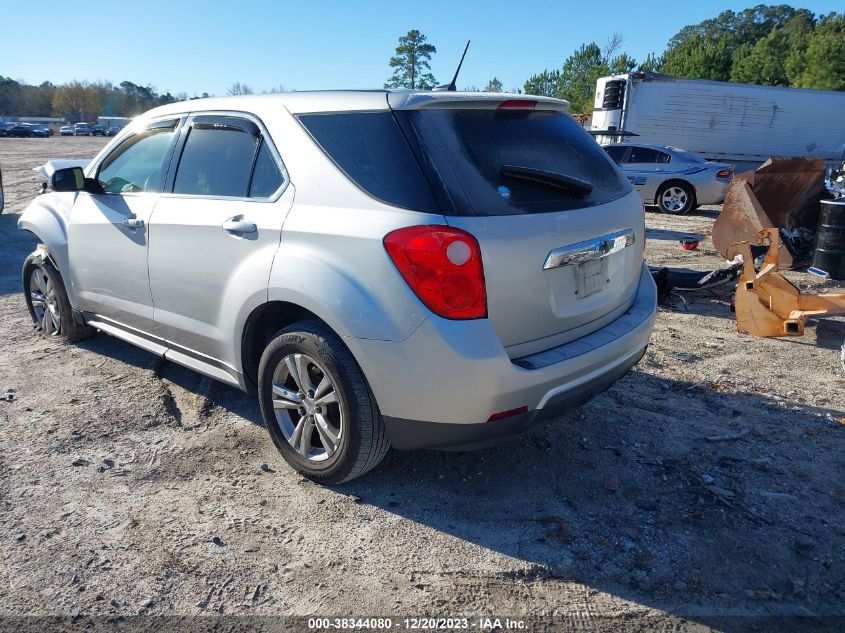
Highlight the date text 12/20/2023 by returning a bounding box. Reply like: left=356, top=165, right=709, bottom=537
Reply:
left=307, top=617, right=526, bottom=630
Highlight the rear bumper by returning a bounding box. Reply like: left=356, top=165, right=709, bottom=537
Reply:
left=344, top=262, right=657, bottom=450
left=384, top=344, right=646, bottom=450
left=694, top=178, right=729, bottom=205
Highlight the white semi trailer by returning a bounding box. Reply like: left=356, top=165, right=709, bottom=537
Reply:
left=97, top=116, right=132, bottom=130
left=590, top=72, right=845, bottom=172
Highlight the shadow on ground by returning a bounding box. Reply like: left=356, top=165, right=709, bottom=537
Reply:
left=647, top=207, right=721, bottom=221
left=344, top=370, right=844, bottom=628
left=76, top=333, right=266, bottom=427
left=0, top=213, right=36, bottom=296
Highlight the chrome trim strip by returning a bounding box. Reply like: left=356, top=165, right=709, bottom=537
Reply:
left=543, top=229, right=635, bottom=270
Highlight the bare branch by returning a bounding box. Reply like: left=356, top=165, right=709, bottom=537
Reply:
left=604, top=32, right=624, bottom=61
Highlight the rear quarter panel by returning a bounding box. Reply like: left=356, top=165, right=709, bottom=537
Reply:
left=263, top=103, right=436, bottom=343
left=268, top=202, right=434, bottom=342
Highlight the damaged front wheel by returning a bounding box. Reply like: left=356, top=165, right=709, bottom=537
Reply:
left=22, top=249, right=95, bottom=343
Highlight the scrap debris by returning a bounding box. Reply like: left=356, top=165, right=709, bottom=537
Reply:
left=727, top=228, right=845, bottom=337
left=712, top=157, right=827, bottom=268
left=650, top=260, right=742, bottom=304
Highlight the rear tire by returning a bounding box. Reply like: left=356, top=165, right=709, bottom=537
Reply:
left=656, top=181, right=695, bottom=215
left=22, top=250, right=95, bottom=343
left=258, top=319, right=389, bottom=484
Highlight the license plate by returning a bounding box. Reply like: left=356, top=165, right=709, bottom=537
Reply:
left=575, top=258, right=608, bottom=299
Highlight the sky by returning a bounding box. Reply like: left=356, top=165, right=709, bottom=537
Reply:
left=0, top=0, right=841, bottom=96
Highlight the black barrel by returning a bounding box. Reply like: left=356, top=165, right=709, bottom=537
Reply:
left=814, top=199, right=845, bottom=280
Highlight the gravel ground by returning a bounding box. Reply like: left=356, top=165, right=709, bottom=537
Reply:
left=0, top=138, right=843, bottom=632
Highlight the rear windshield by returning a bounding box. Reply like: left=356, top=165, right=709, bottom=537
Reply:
left=297, top=108, right=630, bottom=216
left=406, top=109, right=631, bottom=215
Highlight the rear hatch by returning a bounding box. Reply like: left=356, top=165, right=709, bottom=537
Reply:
left=297, top=93, right=644, bottom=359
left=391, top=95, right=644, bottom=357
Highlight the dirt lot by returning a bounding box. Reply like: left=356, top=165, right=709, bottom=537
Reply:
left=1, top=138, right=843, bottom=631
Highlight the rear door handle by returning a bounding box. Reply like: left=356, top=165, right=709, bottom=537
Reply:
left=222, top=218, right=257, bottom=234
left=122, top=217, right=144, bottom=229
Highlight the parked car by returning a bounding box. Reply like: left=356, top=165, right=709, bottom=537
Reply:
left=73, top=123, right=93, bottom=136
left=18, top=92, right=656, bottom=483
left=60, top=125, right=74, bottom=136
left=602, top=143, right=734, bottom=214
left=0, top=122, right=14, bottom=137
left=92, top=125, right=107, bottom=136
left=29, top=124, right=53, bottom=138
left=7, top=124, right=34, bottom=138
left=105, top=126, right=122, bottom=137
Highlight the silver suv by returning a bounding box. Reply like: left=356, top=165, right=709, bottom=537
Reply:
left=19, top=91, right=656, bottom=483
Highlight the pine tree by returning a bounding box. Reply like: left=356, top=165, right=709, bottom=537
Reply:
left=385, top=30, right=437, bottom=90
left=484, top=77, right=503, bottom=92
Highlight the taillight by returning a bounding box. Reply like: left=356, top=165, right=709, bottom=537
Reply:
left=716, top=168, right=734, bottom=179
left=497, top=99, right=537, bottom=110
left=383, top=225, right=487, bottom=320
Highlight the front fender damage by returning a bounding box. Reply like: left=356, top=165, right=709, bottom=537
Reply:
left=17, top=192, right=75, bottom=274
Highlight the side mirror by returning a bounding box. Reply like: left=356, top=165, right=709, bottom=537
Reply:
left=51, top=166, right=85, bottom=192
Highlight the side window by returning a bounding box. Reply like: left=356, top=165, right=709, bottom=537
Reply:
left=656, top=151, right=672, bottom=164
left=173, top=117, right=260, bottom=197
left=627, top=147, right=660, bottom=164
left=97, top=120, right=179, bottom=193
left=249, top=141, right=284, bottom=198
left=603, top=146, right=627, bottom=164
left=298, top=112, right=439, bottom=212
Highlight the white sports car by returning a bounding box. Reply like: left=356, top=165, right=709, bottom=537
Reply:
left=603, top=143, right=734, bottom=214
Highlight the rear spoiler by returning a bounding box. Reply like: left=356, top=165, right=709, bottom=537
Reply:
left=388, top=92, right=570, bottom=112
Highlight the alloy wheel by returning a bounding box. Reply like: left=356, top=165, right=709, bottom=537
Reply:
left=271, top=353, right=343, bottom=462
left=660, top=186, right=688, bottom=213
left=29, top=268, right=61, bottom=335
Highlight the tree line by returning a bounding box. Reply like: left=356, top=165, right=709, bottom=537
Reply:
left=0, top=78, right=201, bottom=120
left=387, top=6, right=845, bottom=114
left=0, top=76, right=294, bottom=120
left=659, top=6, right=844, bottom=91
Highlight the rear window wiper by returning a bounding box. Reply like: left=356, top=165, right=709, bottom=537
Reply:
left=500, top=165, right=594, bottom=197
